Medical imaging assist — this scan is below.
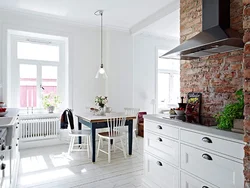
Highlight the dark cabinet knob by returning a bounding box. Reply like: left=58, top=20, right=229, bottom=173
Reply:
left=202, top=154, right=213, bottom=161
left=16, top=144, right=18, bottom=147
left=202, top=137, right=212, bottom=143
left=8, top=146, right=12, bottom=150
left=202, top=186, right=209, bottom=188
left=0, top=155, right=4, bottom=160
left=158, top=138, right=163, bottom=142
left=1, top=145, right=5, bottom=151
left=156, top=161, right=163, bottom=166
left=17, top=138, right=20, bottom=140
left=157, top=125, right=162, bottom=130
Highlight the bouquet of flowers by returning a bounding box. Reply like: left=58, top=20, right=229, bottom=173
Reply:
left=95, top=96, right=108, bottom=108
left=42, top=93, right=61, bottom=109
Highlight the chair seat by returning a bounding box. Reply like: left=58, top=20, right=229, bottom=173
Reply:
left=69, top=129, right=91, bottom=136
left=98, top=131, right=125, bottom=139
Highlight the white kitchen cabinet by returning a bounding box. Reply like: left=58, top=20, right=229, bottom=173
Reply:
left=180, top=129, right=244, bottom=159
left=181, top=144, right=244, bottom=188
left=144, top=131, right=179, bottom=166
left=181, top=172, right=217, bottom=188
left=143, top=116, right=244, bottom=188
left=144, top=152, right=179, bottom=188
left=145, top=120, right=179, bottom=139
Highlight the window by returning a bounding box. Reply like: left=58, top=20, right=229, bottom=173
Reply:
left=9, top=33, right=67, bottom=109
left=157, top=50, right=180, bottom=110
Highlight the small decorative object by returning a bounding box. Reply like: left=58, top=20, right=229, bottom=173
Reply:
left=185, top=92, right=202, bottom=116
left=95, top=96, right=108, bottom=115
left=214, top=89, right=244, bottom=130
left=0, top=107, right=7, bottom=117
left=42, top=93, right=61, bottom=113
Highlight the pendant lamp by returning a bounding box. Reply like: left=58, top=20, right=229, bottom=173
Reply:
left=95, top=10, right=108, bottom=79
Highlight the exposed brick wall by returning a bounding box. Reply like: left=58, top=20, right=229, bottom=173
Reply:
left=180, top=0, right=244, bottom=117
left=243, top=0, right=250, bottom=186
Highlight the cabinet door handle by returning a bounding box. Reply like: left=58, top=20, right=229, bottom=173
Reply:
left=1, top=163, right=6, bottom=170
left=158, top=138, right=163, bottom=142
left=202, top=137, right=212, bottom=143
left=157, top=125, right=162, bottom=130
left=202, top=186, right=209, bottom=188
left=202, top=154, right=213, bottom=161
left=156, top=161, right=163, bottom=166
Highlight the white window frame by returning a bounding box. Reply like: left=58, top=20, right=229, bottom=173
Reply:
left=156, top=49, right=180, bottom=112
left=8, top=34, right=67, bottom=110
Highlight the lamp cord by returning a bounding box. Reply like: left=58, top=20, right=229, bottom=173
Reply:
left=101, top=11, right=103, bottom=67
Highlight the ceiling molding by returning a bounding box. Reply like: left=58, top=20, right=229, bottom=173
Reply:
left=140, top=31, right=180, bottom=41
left=0, top=8, right=130, bottom=33
left=130, top=0, right=180, bottom=36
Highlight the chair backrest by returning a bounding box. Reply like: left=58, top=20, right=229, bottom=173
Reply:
left=107, top=117, right=126, bottom=137
left=124, top=108, right=140, bottom=115
left=66, top=110, right=73, bottom=134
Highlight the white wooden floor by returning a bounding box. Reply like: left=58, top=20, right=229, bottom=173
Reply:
left=17, top=137, right=144, bottom=188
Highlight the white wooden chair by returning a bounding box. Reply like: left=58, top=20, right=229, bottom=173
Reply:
left=66, top=111, right=91, bottom=158
left=124, top=108, right=140, bottom=149
left=96, top=117, right=127, bottom=163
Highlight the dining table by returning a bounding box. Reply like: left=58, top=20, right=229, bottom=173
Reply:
left=75, top=112, right=136, bottom=163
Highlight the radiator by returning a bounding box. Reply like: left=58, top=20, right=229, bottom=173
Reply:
left=19, top=118, right=60, bottom=141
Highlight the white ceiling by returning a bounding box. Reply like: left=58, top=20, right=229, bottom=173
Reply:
left=0, top=0, right=177, bottom=31
left=141, top=9, right=180, bottom=39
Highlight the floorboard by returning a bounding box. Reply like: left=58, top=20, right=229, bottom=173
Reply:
left=17, top=137, right=144, bottom=188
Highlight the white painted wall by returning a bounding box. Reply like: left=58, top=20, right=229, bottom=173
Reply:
left=0, top=10, right=132, bottom=116
left=105, top=30, right=133, bottom=112
left=0, top=9, right=180, bottom=117
left=133, top=34, right=179, bottom=114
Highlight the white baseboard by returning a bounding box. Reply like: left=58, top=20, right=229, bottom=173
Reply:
left=19, top=138, right=66, bottom=150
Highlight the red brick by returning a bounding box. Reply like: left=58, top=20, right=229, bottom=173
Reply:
left=226, top=55, right=243, bottom=63
left=245, top=81, right=250, bottom=92
left=245, top=105, right=250, bottom=116
left=243, top=0, right=250, bottom=5
left=244, top=6, right=250, bottom=16
left=245, top=69, right=250, bottom=78
left=244, top=18, right=250, bottom=29
left=245, top=57, right=250, bottom=68
left=231, top=63, right=243, bottom=70
left=245, top=43, right=250, bottom=54
left=244, top=31, right=250, bottom=43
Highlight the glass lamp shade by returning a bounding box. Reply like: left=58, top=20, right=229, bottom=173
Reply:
left=95, top=65, right=108, bottom=79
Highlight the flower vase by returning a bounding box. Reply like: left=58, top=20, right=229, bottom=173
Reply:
left=48, top=106, right=55, bottom=113
left=99, top=107, right=105, bottom=116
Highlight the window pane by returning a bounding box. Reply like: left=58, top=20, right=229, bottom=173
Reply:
left=170, top=74, right=180, bottom=104
left=20, top=64, right=37, bottom=108
left=158, top=73, right=170, bottom=109
left=158, top=58, right=180, bottom=71
left=42, top=66, right=57, bottom=94
left=17, top=42, right=59, bottom=62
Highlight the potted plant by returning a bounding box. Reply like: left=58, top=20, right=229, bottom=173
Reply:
left=95, top=96, right=108, bottom=115
left=214, top=89, right=244, bottom=131
left=42, top=93, right=61, bottom=113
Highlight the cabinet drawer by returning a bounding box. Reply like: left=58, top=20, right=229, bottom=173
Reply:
left=145, top=120, right=179, bottom=139
left=181, top=172, right=217, bottom=188
left=180, top=129, right=244, bottom=159
left=144, top=131, right=179, bottom=166
left=181, top=144, right=244, bottom=188
left=144, top=153, right=179, bottom=188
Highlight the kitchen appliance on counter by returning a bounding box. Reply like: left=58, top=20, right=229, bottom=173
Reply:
left=178, top=96, right=187, bottom=109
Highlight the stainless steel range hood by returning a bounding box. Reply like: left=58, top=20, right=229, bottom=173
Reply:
left=161, top=0, right=244, bottom=60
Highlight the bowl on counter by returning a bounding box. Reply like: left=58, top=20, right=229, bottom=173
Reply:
left=0, top=111, right=8, bottom=117
left=174, top=109, right=185, bottom=116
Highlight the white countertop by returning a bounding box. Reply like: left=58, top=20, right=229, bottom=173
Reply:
left=2, top=108, right=19, bottom=117
left=144, top=114, right=244, bottom=144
